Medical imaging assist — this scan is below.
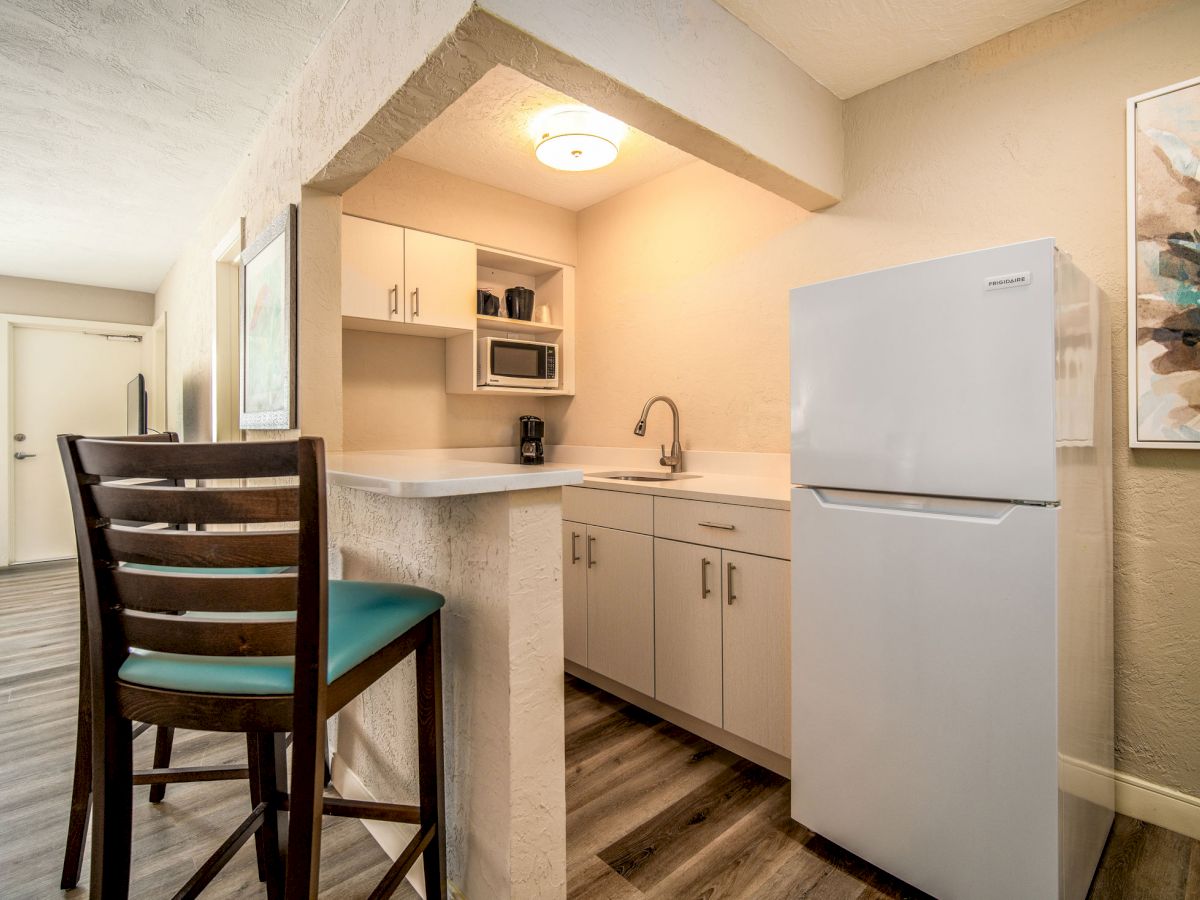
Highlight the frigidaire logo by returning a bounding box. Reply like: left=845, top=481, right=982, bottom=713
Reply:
left=984, top=271, right=1032, bottom=291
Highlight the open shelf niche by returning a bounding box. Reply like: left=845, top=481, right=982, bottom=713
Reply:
left=446, top=245, right=575, bottom=396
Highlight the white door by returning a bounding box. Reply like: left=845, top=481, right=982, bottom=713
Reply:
left=790, top=486, right=1059, bottom=900
left=12, top=325, right=145, bottom=563
left=341, top=215, right=404, bottom=322
left=790, top=238, right=1058, bottom=502
left=404, top=228, right=475, bottom=332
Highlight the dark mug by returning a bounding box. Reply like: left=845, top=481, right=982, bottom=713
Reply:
left=477, top=290, right=500, bottom=317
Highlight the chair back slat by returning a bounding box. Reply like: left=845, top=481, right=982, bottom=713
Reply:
left=59, top=434, right=326, bottom=674
left=111, top=568, right=298, bottom=613
left=102, top=526, right=298, bottom=569
left=120, top=610, right=297, bottom=657
left=76, top=439, right=298, bottom=480
left=92, top=483, right=299, bottom=525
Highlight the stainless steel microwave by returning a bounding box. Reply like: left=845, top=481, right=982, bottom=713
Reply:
left=477, top=336, right=559, bottom=389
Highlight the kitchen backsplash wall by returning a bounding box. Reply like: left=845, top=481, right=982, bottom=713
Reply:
left=340, top=156, right=576, bottom=450
left=554, top=0, right=1200, bottom=804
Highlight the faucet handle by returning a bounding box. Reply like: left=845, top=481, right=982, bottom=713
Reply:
left=660, top=444, right=668, bottom=465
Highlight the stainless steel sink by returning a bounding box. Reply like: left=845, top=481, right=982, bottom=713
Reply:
left=590, top=470, right=701, bottom=482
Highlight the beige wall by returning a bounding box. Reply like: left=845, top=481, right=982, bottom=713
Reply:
left=553, top=0, right=1200, bottom=796
left=340, top=157, right=577, bottom=451
left=0, top=274, right=154, bottom=326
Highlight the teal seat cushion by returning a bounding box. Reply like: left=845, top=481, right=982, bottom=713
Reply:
left=118, top=580, right=444, bottom=695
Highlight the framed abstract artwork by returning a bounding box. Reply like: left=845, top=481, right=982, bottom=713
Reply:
left=239, top=205, right=297, bottom=430
left=1127, top=76, right=1200, bottom=448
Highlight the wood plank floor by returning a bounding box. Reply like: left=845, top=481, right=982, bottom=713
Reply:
left=2, top=558, right=1197, bottom=898
left=563, top=676, right=1200, bottom=899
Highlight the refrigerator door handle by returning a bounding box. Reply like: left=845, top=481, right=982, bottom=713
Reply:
left=809, top=488, right=1022, bottom=523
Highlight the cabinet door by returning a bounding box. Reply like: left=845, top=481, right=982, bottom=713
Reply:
left=562, top=521, right=588, bottom=666
left=722, top=550, right=790, bottom=756
left=586, top=526, right=654, bottom=695
left=342, top=215, right=404, bottom=322
left=403, top=228, right=475, bottom=331
left=654, top=539, right=723, bottom=727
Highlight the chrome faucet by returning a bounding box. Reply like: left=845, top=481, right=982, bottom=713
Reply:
left=634, top=395, right=684, bottom=473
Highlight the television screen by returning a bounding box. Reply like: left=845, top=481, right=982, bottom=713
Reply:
left=126, top=374, right=147, bottom=435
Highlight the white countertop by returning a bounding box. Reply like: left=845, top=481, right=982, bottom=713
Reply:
left=326, top=451, right=584, bottom=498
left=326, top=446, right=791, bottom=507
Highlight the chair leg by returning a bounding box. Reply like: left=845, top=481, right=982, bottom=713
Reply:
left=147, top=726, right=174, bottom=803
left=60, top=652, right=92, bottom=890
left=416, top=613, right=447, bottom=900
left=248, top=732, right=288, bottom=900
left=90, top=704, right=133, bottom=900
left=285, top=715, right=326, bottom=898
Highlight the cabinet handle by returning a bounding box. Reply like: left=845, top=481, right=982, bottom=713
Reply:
left=389, top=284, right=398, bottom=316
left=587, top=535, right=596, bottom=567
left=699, top=521, right=736, bottom=531
left=570, top=531, right=580, bottom=564
left=412, top=286, right=420, bottom=317
left=727, top=562, right=737, bottom=604
left=701, top=557, right=712, bottom=598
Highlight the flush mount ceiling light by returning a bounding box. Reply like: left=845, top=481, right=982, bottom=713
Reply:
left=531, top=106, right=628, bottom=172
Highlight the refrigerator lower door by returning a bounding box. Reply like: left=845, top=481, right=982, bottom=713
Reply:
left=791, top=487, right=1064, bottom=900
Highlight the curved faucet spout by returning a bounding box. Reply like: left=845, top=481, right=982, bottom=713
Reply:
left=633, top=395, right=683, bottom=473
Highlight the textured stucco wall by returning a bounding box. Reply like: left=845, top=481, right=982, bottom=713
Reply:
left=154, top=0, right=476, bottom=441
left=553, top=0, right=1200, bottom=796
left=0, top=275, right=154, bottom=326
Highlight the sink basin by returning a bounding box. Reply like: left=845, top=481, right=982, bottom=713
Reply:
left=590, top=470, right=702, bottom=482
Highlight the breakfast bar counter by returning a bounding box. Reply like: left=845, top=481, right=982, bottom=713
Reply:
left=324, top=452, right=584, bottom=900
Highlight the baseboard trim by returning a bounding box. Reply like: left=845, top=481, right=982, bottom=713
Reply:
left=1113, top=767, right=1200, bottom=841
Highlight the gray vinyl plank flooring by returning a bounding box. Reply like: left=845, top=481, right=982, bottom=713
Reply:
left=4, top=559, right=1198, bottom=899
left=563, top=673, right=1200, bottom=899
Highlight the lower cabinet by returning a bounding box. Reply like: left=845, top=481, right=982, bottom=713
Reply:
left=721, top=550, right=790, bottom=756
left=562, top=521, right=588, bottom=666
left=653, top=540, right=791, bottom=756
left=654, top=539, right=723, bottom=727
left=562, top=520, right=654, bottom=696
left=563, top=487, right=791, bottom=761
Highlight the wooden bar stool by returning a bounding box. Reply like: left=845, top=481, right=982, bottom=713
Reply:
left=61, top=430, right=288, bottom=889
left=58, top=435, right=447, bottom=899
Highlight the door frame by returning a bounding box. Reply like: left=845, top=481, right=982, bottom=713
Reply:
left=211, top=218, right=244, bottom=442
left=0, top=313, right=151, bottom=566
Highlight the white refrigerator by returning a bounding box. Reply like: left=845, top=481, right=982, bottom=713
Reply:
left=789, top=239, right=1113, bottom=900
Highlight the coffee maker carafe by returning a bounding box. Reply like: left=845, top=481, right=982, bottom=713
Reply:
left=519, top=415, right=544, bottom=465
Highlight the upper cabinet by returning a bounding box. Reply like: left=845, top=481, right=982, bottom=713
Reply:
left=403, top=227, right=476, bottom=332
left=342, top=215, right=406, bottom=324
left=341, top=214, right=575, bottom=395
left=341, top=215, right=475, bottom=337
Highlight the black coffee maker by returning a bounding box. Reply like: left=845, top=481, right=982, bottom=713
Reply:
left=519, top=415, right=544, bottom=465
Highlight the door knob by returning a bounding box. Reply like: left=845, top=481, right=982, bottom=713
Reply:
left=13, top=452, right=36, bottom=460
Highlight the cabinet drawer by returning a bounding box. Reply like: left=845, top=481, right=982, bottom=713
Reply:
left=563, top=486, right=653, bottom=535
left=654, top=497, right=789, bottom=559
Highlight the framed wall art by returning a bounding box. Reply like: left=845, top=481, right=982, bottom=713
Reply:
left=239, top=205, right=297, bottom=430
left=1127, top=75, right=1200, bottom=448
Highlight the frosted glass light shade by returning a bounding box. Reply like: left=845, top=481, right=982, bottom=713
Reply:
left=531, top=106, right=626, bottom=172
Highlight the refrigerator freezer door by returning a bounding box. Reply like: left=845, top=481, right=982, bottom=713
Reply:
left=791, top=487, right=1060, bottom=900
left=791, top=239, right=1058, bottom=502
